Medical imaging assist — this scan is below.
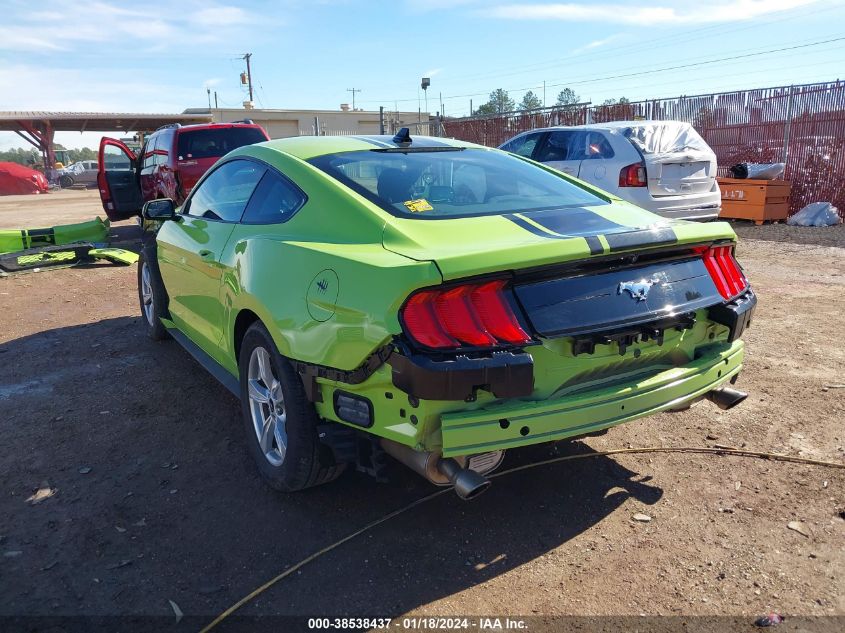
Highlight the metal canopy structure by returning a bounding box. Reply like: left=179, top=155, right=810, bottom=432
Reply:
left=0, top=111, right=213, bottom=175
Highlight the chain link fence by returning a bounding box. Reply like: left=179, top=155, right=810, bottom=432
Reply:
left=443, top=81, right=845, bottom=217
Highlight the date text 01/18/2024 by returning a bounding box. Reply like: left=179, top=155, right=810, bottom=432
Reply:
left=307, top=617, right=528, bottom=630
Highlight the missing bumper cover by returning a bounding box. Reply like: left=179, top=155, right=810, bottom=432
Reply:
left=708, top=289, right=757, bottom=342
left=389, top=350, right=534, bottom=401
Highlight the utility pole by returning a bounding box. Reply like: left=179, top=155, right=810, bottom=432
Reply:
left=207, top=87, right=211, bottom=109
left=214, top=91, right=218, bottom=108
left=543, top=81, right=546, bottom=108
left=242, top=53, right=254, bottom=102
left=347, top=88, right=362, bottom=110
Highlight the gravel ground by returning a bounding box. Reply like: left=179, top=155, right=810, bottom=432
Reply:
left=732, top=220, right=845, bottom=249
left=0, top=192, right=843, bottom=632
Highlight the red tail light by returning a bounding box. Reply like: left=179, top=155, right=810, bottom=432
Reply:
left=619, top=162, right=647, bottom=187
left=402, top=280, right=532, bottom=349
left=699, top=245, right=748, bottom=299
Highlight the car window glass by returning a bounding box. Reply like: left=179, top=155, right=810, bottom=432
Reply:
left=537, top=131, right=587, bottom=162
left=102, top=143, right=133, bottom=170
left=310, top=148, right=607, bottom=219
left=241, top=170, right=306, bottom=224
left=155, top=132, right=170, bottom=166
left=143, top=136, right=158, bottom=169
left=501, top=133, right=541, bottom=157
left=176, top=128, right=267, bottom=160
left=584, top=132, right=615, bottom=159
left=186, top=159, right=265, bottom=222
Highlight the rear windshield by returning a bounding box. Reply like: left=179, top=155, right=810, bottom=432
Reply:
left=623, top=122, right=710, bottom=155
left=176, top=127, right=267, bottom=160
left=308, top=148, right=607, bottom=219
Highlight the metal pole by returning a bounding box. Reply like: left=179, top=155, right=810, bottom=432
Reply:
left=207, top=87, right=211, bottom=109
left=379, top=106, right=385, bottom=134
left=543, top=81, right=546, bottom=107
left=314, top=116, right=320, bottom=136
left=244, top=53, right=254, bottom=102
left=214, top=91, right=218, bottom=108
left=470, top=99, right=473, bottom=116
left=782, top=85, right=795, bottom=165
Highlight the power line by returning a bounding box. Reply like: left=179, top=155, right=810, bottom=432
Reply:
left=443, top=2, right=842, bottom=85
left=361, top=35, right=845, bottom=106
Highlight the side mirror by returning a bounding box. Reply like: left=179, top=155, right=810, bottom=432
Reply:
left=142, top=198, right=178, bottom=221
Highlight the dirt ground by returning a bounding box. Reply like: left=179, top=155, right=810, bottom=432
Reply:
left=1, top=190, right=843, bottom=631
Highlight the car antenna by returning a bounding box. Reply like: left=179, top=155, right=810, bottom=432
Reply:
left=392, top=127, right=412, bottom=144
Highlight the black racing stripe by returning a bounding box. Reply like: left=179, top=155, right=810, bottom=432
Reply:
left=352, top=136, right=394, bottom=148
left=584, top=235, right=604, bottom=255
left=20, top=230, right=27, bottom=250
left=605, top=227, right=678, bottom=252
left=505, top=214, right=569, bottom=240
left=519, top=207, right=627, bottom=237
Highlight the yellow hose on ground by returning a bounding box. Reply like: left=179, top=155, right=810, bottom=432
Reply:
left=198, top=445, right=845, bottom=633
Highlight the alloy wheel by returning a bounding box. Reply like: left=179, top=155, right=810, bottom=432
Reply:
left=140, top=262, right=155, bottom=326
left=247, top=346, right=288, bottom=467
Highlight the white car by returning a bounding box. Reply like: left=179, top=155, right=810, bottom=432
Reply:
left=499, top=120, right=721, bottom=221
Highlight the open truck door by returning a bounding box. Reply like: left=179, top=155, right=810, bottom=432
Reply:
left=98, top=138, right=142, bottom=221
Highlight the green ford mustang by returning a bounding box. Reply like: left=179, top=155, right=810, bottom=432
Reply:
left=138, top=130, right=756, bottom=499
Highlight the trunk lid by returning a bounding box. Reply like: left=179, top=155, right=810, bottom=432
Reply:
left=645, top=154, right=716, bottom=197
left=382, top=202, right=736, bottom=281
left=622, top=121, right=718, bottom=197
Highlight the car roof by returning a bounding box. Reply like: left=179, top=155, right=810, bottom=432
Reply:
left=513, top=120, right=690, bottom=136
left=251, top=134, right=487, bottom=160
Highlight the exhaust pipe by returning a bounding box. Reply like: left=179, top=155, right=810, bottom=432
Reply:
left=380, top=438, right=491, bottom=500
left=705, top=386, right=748, bottom=410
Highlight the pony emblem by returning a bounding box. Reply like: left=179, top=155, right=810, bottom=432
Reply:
left=618, top=276, right=660, bottom=302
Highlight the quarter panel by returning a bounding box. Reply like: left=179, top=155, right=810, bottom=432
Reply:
left=220, top=232, right=441, bottom=372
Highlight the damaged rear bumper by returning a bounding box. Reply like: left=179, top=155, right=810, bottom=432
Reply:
left=437, top=340, right=745, bottom=457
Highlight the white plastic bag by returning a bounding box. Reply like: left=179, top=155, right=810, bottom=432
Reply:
left=728, top=163, right=785, bottom=180
left=745, top=163, right=785, bottom=180
left=787, top=202, right=841, bottom=227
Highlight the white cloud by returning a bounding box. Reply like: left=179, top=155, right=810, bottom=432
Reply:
left=0, top=1, right=261, bottom=53
left=572, top=34, right=621, bottom=54
left=486, top=0, right=821, bottom=25
left=194, top=6, right=255, bottom=27
left=405, top=0, right=480, bottom=12
left=423, top=68, right=443, bottom=78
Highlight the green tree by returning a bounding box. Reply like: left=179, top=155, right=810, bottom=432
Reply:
left=555, top=88, right=580, bottom=106
left=519, top=90, right=543, bottom=111
left=476, top=88, right=515, bottom=115
left=0, top=147, right=40, bottom=165
left=601, top=97, right=630, bottom=106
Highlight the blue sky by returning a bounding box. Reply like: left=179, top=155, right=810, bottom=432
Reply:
left=1, top=0, right=843, bottom=149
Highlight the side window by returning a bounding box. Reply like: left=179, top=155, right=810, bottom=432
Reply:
left=584, top=132, right=615, bottom=159
left=241, top=170, right=307, bottom=224
left=186, top=159, right=266, bottom=222
left=155, top=132, right=171, bottom=165
left=142, top=136, right=158, bottom=169
left=501, top=132, right=541, bottom=158
left=536, top=131, right=581, bottom=162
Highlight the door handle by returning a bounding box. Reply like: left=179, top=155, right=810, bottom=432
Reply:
left=198, top=249, right=214, bottom=260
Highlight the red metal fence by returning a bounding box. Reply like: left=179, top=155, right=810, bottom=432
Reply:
left=443, top=81, right=845, bottom=217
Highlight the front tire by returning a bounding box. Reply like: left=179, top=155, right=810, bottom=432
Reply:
left=137, top=246, right=170, bottom=341
left=238, top=323, right=344, bottom=491
left=59, top=175, right=73, bottom=188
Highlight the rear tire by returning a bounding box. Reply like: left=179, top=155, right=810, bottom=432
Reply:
left=238, top=323, right=344, bottom=492
left=137, top=246, right=170, bottom=341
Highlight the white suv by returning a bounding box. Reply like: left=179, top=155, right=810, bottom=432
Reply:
left=500, top=120, right=721, bottom=221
